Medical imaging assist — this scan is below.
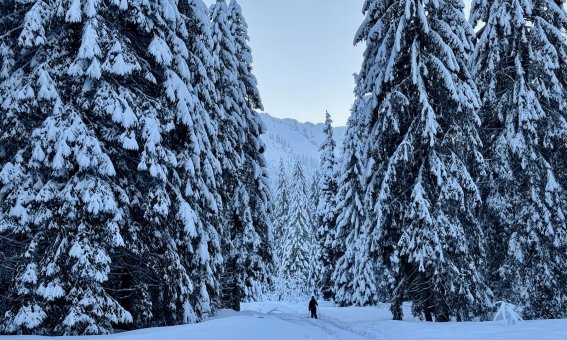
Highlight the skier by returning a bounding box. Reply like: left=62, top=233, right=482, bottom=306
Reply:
left=308, top=296, right=318, bottom=319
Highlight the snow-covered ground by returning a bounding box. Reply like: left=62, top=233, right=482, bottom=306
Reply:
left=8, top=301, right=567, bottom=339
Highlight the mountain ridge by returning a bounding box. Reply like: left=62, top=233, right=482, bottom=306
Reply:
left=260, top=112, right=346, bottom=187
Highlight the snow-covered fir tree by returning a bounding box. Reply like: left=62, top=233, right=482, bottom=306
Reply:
left=0, top=0, right=145, bottom=334
left=210, top=0, right=272, bottom=311
left=315, top=111, right=339, bottom=300
left=272, top=160, right=290, bottom=265
left=210, top=0, right=247, bottom=312
left=209, top=0, right=245, bottom=181
left=308, top=171, right=320, bottom=230
left=470, top=0, right=567, bottom=319
left=331, top=96, right=379, bottom=307
left=0, top=1, right=26, bottom=317
left=228, top=0, right=263, bottom=111
left=307, top=171, right=320, bottom=292
left=349, top=0, right=493, bottom=321
left=226, top=0, right=273, bottom=309
left=279, top=162, right=316, bottom=294
left=174, top=0, right=225, bottom=322
left=0, top=0, right=257, bottom=334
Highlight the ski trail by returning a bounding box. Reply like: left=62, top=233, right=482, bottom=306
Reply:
left=262, top=306, right=390, bottom=340
left=312, top=314, right=395, bottom=340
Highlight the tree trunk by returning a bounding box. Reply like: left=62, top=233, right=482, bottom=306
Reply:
left=435, top=292, right=450, bottom=322
left=391, top=295, right=404, bottom=320
left=232, top=277, right=241, bottom=312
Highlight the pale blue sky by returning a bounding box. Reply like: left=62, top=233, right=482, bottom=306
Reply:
left=204, top=1, right=474, bottom=125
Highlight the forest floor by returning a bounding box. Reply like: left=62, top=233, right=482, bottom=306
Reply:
left=8, top=301, right=567, bottom=339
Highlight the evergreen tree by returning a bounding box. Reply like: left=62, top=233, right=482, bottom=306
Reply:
left=0, top=0, right=29, bottom=316
left=229, top=0, right=274, bottom=304
left=355, top=0, right=492, bottom=321
left=316, top=111, right=339, bottom=300
left=211, top=0, right=273, bottom=311
left=176, top=0, right=224, bottom=320
left=279, top=162, right=315, bottom=293
left=210, top=0, right=246, bottom=312
left=471, top=0, right=567, bottom=319
left=228, top=0, right=263, bottom=111
left=272, top=160, right=290, bottom=265
left=308, top=171, right=320, bottom=236
left=331, top=96, right=378, bottom=307
left=0, top=0, right=222, bottom=334
left=209, top=0, right=245, bottom=179
left=307, top=171, right=320, bottom=291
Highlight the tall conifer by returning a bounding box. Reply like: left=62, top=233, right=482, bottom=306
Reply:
left=350, top=0, right=492, bottom=320
left=471, top=0, right=567, bottom=319
left=0, top=0, right=225, bottom=333
left=316, top=111, right=339, bottom=300
left=279, top=162, right=316, bottom=294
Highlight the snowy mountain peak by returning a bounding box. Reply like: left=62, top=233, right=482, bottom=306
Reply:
left=260, top=113, right=345, bottom=183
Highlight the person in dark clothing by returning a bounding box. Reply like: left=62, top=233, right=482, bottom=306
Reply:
left=308, top=296, right=318, bottom=319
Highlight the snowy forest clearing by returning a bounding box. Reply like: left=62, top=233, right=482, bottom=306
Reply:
left=3, top=0, right=567, bottom=336
left=5, top=301, right=567, bottom=340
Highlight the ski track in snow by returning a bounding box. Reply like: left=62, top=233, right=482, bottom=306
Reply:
left=248, top=302, right=391, bottom=340
left=261, top=305, right=382, bottom=340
